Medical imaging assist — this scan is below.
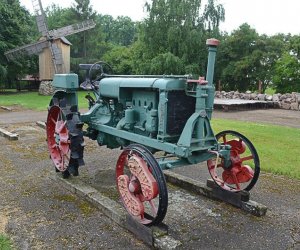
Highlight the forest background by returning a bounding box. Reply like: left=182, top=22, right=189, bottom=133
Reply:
left=1, top=0, right=300, bottom=93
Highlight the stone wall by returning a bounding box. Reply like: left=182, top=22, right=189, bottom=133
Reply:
left=215, top=91, right=300, bottom=111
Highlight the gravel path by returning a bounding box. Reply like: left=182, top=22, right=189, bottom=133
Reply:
left=213, top=109, right=300, bottom=129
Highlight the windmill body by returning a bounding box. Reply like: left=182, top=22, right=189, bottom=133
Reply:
left=39, top=37, right=71, bottom=80
left=5, top=0, right=95, bottom=81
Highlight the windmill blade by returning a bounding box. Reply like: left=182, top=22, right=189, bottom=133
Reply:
left=48, top=20, right=96, bottom=39
left=4, top=40, right=49, bottom=61
left=32, top=0, right=49, bottom=36
left=36, top=14, right=49, bottom=36
left=49, top=42, right=64, bottom=74
left=50, top=43, right=63, bottom=65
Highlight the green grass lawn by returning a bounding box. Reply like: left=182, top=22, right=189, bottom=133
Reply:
left=0, top=91, right=299, bottom=180
left=0, top=234, right=13, bottom=250
left=0, top=91, right=89, bottom=110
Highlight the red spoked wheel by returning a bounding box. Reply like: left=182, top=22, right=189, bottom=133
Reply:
left=207, top=130, right=260, bottom=192
left=47, top=105, right=70, bottom=173
left=116, top=144, right=168, bottom=226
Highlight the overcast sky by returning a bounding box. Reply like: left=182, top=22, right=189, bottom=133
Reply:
left=19, top=0, right=300, bottom=35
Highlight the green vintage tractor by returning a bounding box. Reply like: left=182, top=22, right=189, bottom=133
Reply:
left=46, top=39, right=260, bottom=226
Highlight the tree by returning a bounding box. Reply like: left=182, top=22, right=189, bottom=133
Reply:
left=202, top=0, right=225, bottom=32
left=218, top=23, right=261, bottom=91
left=255, top=34, right=288, bottom=92
left=137, top=0, right=225, bottom=75
left=69, top=0, right=97, bottom=58
left=45, top=4, right=73, bottom=30
left=149, top=52, right=185, bottom=74
left=0, top=0, right=37, bottom=87
left=102, top=45, right=133, bottom=74
left=272, top=52, right=300, bottom=93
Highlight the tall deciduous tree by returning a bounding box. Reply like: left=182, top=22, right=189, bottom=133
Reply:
left=134, top=0, right=225, bottom=75
left=70, top=0, right=97, bottom=58
left=202, top=0, right=225, bottom=32
left=218, top=23, right=261, bottom=91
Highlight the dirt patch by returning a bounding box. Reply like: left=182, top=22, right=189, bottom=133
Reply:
left=0, top=214, right=8, bottom=234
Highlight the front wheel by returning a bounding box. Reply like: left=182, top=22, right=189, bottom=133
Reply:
left=116, top=144, right=168, bottom=226
left=207, top=130, right=260, bottom=192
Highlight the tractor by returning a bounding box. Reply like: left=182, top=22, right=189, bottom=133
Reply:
left=46, top=39, right=260, bottom=226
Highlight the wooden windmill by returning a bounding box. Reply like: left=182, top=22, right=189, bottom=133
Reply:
left=5, top=0, right=96, bottom=80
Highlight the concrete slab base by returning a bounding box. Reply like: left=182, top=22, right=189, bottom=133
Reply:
left=0, top=127, right=18, bottom=140
left=164, top=170, right=267, bottom=217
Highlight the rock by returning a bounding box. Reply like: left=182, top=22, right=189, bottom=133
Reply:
left=285, top=98, right=292, bottom=104
left=279, top=94, right=286, bottom=101
left=257, top=94, right=266, bottom=101
left=273, top=94, right=280, bottom=102
left=244, top=94, right=251, bottom=100
left=281, top=102, right=291, bottom=110
left=250, top=93, right=257, bottom=100
left=290, top=102, right=299, bottom=110
left=294, top=93, right=300, bottom=102
left=245, top=90, right=252, bottom=94
left=266, top=95, right=273, bottom=101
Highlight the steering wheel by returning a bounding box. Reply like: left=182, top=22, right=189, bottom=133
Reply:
left=88, top=61, right=113, bottom=87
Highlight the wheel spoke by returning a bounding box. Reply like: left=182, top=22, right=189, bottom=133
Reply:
left=240, top=155, right=253, bottom=162
left=222, top=134, right=227, bottom=144
left=55, top=121, right=67, bottom=134
left=50, top=117, right=56, bottom=124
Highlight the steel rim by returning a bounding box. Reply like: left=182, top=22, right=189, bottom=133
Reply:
left=207, top=130, right=260, bottom=192
left=47, top=105, right=70, bottom=172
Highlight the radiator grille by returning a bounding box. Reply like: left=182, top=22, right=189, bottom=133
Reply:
left=167, top=91, right=195, bottom=135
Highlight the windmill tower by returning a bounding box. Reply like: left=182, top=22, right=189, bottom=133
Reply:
left=5, top=0, right=96, bottom=81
